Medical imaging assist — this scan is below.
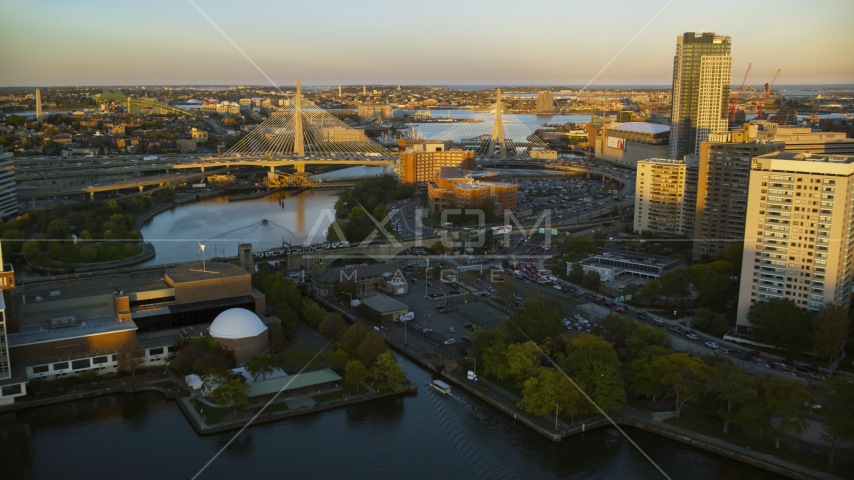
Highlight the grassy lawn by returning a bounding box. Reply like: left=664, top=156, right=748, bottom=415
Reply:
left=149, top=380, right=191, bottom=398
left=312, top=384, right=360, bottom=403
left=191, top=399, right=229, bottom=424
left=52, top=242, right=143, bottom=263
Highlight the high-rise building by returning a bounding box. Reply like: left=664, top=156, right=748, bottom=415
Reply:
left=398, top=143, right=475, bottom=186
left=735, top=152, right=854, bottom=331
left=536, top=91, right=555, bottom=113
left=669, top=32, right=732, bottom=160
left=634, top=158, right=697, bottom=236
left=35, top=88, right=42, bottom=123
left=0, top=153, right=17, bottom=221
left=693, top=128, right=785, bottom=260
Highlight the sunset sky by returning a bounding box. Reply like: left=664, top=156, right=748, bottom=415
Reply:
left=2, top=0, right=852, bottom=87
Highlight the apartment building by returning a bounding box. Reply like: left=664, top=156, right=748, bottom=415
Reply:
left=693, top=129, right=785, bottom=259
left=634, top=158, right=697, bottom=235
left=399, top=143, right=475, bottom=186
left=735, top=152, right=854, bottom=331
left=536, top=91, right=555, bottom=113
left=669, top=32, right=732, bottom=160
left=755, top=124, right=854, bottom=155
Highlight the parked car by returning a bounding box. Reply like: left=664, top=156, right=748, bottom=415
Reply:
left=447, top=327, right=456, bottom=333
left=443, top=339, right=455, bottom=346
left=422, top=328, right=433, bottom=334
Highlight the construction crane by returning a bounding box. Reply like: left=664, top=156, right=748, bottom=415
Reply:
left=757, top=69, right=782, bottom=120
left=729, top=63, right=752, bottom=124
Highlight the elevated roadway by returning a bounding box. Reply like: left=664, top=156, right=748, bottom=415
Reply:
left=172, top=156, right=397, bottom=174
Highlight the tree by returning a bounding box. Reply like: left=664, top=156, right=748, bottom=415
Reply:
left=650, top=353, right=708, bottom=418
left=658, top=271, right=689, bottom=304
left=21, top=240, right=42, bottom=263
left=559, top=335, right=624, bottom=413
left=268, top=322, right=287, bottom=353
left=717, top=242, right=743, bottom=275
left=624, top=324, right=671, bottom=362
left=762, top=377, right=811, bottom=449
left=747, top=299, right=813, bottom=354
left=568, top=263, right=584, bottom=284
left=369, top=351, right=406, bottom=392
left=518, top=367, right=586, bottom=422
left=812, top=304, right=849, bottom=363
left=594, top=314, right=639, bottom=353
left=482, top=334, right=511, bottom=380
left=709, top=362, right=757, bottom=433
left=210, top=379, right=250, bottom=415
left=319, top=312, right=347, bottom=338
left=338, top=324, right=368, bottom=358
left=581, top=270, right=600, bottom=290
left=244, top=353, right=278, bottom=381
left=302, top=298, right=326, bottom=328
left=505, top=299, right=563, bottom=344
left=505, top=341, right=540, bottom=379
left=819, top=374, right=854, bottom=466
left=641, top=279, right=661, bottom=304
left=47, top=218, right=71, bottom=240
left=626, top=347, right=669, bottom=403
left=116, top=339, right=145, bottom=385
left=344, top=360, right=368, bottom=392
left=357, top=330, right=387, bottom=368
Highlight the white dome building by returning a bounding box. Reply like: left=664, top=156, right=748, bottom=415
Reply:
left=209, top=308, right=269, bottom=363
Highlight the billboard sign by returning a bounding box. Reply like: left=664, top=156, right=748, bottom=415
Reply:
left=606, top=136, right=626, bottom=150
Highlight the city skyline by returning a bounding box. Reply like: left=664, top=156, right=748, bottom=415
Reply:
left=1, top=0, right=853, bottom=87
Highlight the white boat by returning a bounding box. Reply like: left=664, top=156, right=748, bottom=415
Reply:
left=430, top=379, right=451, bottom=394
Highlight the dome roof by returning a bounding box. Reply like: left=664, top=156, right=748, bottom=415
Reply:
left=209, top=308, right=267, bottom=340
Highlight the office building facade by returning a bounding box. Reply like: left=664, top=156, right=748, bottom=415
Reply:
left=735, top=152, right=854, bottom=331
left=595, top=122, right=670, bottom=169
left=427, top=167, right=517, bottom=214
left=669, top=32, right=732, bottom=160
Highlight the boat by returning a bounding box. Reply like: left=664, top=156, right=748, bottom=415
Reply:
left=430, top=379, right=452, bottom=394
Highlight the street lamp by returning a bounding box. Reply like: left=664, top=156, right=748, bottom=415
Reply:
left=555, top=400, right=560, bottom=431
left=465, top=356, right=477, bottom=375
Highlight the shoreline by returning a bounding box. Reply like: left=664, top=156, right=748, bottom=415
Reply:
left=313, top=295, right=841, bottom=480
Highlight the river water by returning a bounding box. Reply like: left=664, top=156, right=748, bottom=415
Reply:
left=0, top=355, right=782, bottom=480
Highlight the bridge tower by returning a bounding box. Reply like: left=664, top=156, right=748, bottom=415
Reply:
left=488, top=88, right=507, bottom=159
left=294, top=80, right=305, bottom=157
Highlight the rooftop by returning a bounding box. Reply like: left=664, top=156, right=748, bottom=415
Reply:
left=16, top=266, right=170, bottom=306
left=315, top=264, right=400, bottom=284
left=8, top=316, right=138, bottom=347
left=609, top=122, right=670, bottom=135
left=360, top=294, right=409, bottom=314
left=248, top=368, right=342, bottom=397
left=165, top=261, right=249, bottom=285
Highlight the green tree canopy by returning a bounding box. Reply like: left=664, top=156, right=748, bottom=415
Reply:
left=812, top=304, right=849, bottom=362
left=369, top=351, right=406, bottom=392
left=747, top=299, right=813, bottom=354
left=709, top=362, right=757, bottom=433
left=559, top=335, right=624, bottom=413
left=210, top=379, right=250, bottom=415
left=649, top=353, right=708, bottom=418
left=819, top=374, right=854, bottom=465
left=518, top=367, right=586, bottom=422
left=244, top=353, right=279, bottom=381
left=345, top=359, right=368, bottom=392
left=504, top=299, right=563, bottom=345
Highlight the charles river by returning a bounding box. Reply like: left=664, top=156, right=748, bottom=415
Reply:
left=1, top=114, right=785, bottom=478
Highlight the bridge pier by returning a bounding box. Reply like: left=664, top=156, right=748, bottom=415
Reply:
left=90, top=191, right=95, bottom=201
left=295, top=163, right=305, bottom=173
left=383, top=166, right=388, bottom=175
left=138, top=186, right=144, bottom=193
left=270, top=165, right=275, bottom=173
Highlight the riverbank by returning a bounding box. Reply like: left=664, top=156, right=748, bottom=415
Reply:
left=313, top=295, right=843, bottom=480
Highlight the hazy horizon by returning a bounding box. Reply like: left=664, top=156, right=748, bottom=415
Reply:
left=1, top=0, right=853, bottom=87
